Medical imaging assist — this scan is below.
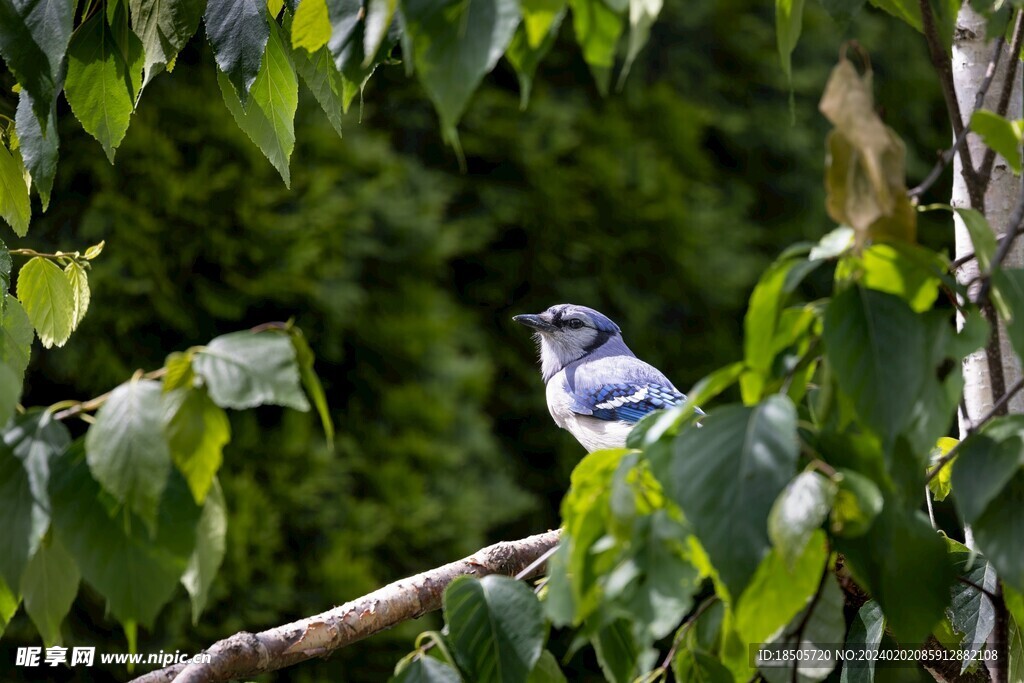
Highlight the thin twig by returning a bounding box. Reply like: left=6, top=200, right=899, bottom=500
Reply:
left=52, top=368, right=168, bottom=421
left=658, top=596, right=720, bottom=672
left=958, top=575, right=998, bottom=603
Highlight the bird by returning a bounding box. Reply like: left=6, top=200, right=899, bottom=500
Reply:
left=513, top=304, right=700, bottom=452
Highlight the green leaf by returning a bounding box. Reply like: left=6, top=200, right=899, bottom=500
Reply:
left=835, top=501, right=955, bottom=644
left=553, top=448, right=629, bottom=623
left=506, top=9, right=565, bottom=108
left=0, top=140, right=30, bottom=237
left=363, top=0, right=397, bottom=64
left=653, top=395, right=799, bottom=599
left=947, top=538, right=997, bottom=672
left=291, top=26, right=346, bottom=137
left=854, top=243, right=943, bottom=313
left=1, top=297, right=32, bottom=381
left=957, top=208, right=998, bottom=272
left=971, top=110, right=1023, bottom=174
left=401, top=0, right=521, bottom=138
left=163, top=387, right=230, bottom=504
left=193, top=330, right=309, bottom=410
left=0, top=0, right=73, bottom=125
left=64, top=11, right=139, bottom=163
left=181, top=478, right=226, bottom=623
left=85, top=379, right=173, bottom=531
left=611, top=511, right=701, bottom=641
left=866, top=0, right=921, bottom=30
left=63, top=261, right=90, bottom=333
left=673, top=649, right=733, bottom=683
left=0, top=575, right=18, bottom=638
left=0, top=411, right=71, bottom=589
left=823, top=286, right=927, bottom=442
left=20, top=533, right=79, bottom=647
left=521, top=0, right=565, bottom=45
left=591, top=618, right=645, bottom=683
left=950, top=423, right=1023, bottom=524
left=741, top=256, right=821, bottom=403
left=527, top=650, right=567, bottom=683
left=1011, top=615, right=1024, bottom=683
left=0, top=364, right=18, bottom=427
left=840, top=600, right=883, bottom=683
left=993, top=269, right=1024, bottom=363
left=289, top=326, right=334, bottom=445
left=50, top=442, right=201, bottom=629
left=444, top=575, right=544, bottom=683
left=735, top=530, right=828, bottom=645
left=775, top=0, right=805, bottom=82
left=567, top=0, right=624, bottom=94
left=292, top=0, right=331, bottom=51
left=972, top=470, right=1024, bottom=592
left=204, top=0, right=269, bottom=100
left=0, top=298, right=32, bottom=423
left=760, top=573, right=845, bottom=683
left=162, top=350, right=195, bottom=392
left=322, top=0, right=396, bottom=111
left=218, top=18, right=297, bottom=186
left=1007, top=586, right=1024, bottom=679
left=0, top=238, right=9, bottom=298
left=768, top=472, right=836, bottom=567
left=15, top=87, right=59, bottom=211
left=128, top=0, right=205, bottom=87
left=16, top=256, right=74, bottom=348
left=391, top=655, right=462, bottom=683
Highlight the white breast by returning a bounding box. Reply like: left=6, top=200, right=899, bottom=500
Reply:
left=545, top=372, right=633, bottom=452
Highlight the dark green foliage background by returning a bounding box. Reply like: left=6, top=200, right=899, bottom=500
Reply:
left=3, top=2, right=945, bottom=680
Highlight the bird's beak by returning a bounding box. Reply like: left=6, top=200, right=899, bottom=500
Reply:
left=513, top=313, right=558, bottom=333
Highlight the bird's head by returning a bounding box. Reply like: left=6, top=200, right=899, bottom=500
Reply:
left=513, top=304, right=625, bottom=381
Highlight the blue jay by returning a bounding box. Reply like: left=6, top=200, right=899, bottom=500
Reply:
left=514, top=304, right=700, bottom=452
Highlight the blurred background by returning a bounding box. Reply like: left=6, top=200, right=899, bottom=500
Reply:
left=4, top=1, right=950, bottom=680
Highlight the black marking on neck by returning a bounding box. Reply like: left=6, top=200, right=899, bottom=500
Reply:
left=582, top=329, right=613, bottom=353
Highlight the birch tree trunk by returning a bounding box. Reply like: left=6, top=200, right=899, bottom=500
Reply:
left=951, top=6, right=1021, bottom=681
left=953, top=4, right=1024, bottom=427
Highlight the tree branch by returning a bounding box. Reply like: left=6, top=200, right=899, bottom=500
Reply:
left=978, top=10, right=1024, bottom=188
left=918, top=0, right=984, bottom=207
left=910, top=28, right=1006, bottom=200
left=130, top=530, right=562, bottom=683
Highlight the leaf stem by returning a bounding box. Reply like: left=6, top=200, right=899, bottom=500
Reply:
left=52, top=367, right=168, bottom=421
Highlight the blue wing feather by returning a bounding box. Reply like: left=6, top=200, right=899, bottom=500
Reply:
left=571, top=382, right=690, bottom=423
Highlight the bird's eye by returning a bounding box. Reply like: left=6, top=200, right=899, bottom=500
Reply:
left=566, top=319, right=584, bottom=330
